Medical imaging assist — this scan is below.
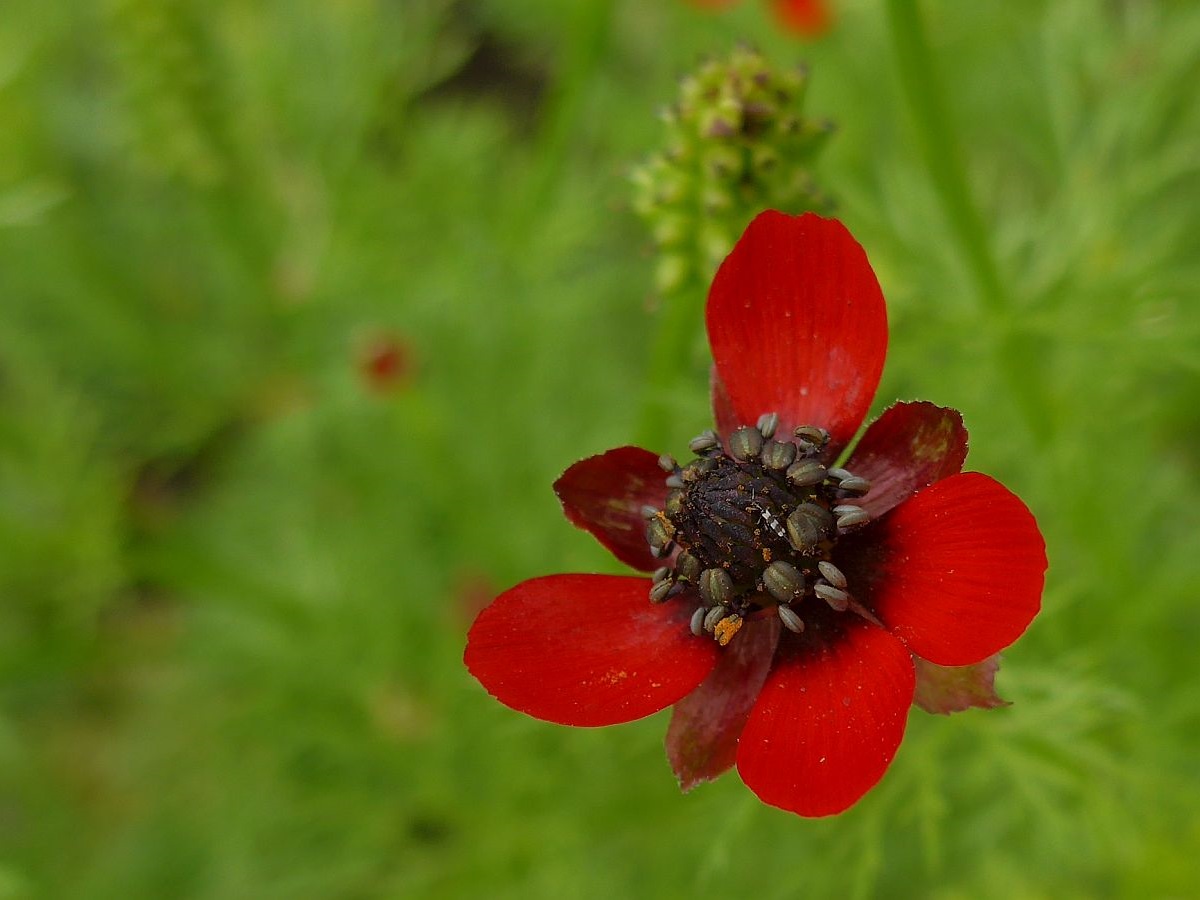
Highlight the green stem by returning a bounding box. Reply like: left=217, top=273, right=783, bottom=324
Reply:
left=885, top=0, right=1052, bottom=443
left=884, top=0, right=1006, bottom=315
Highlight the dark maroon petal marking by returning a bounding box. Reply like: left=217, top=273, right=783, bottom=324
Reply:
left=913, top=653, right=1009, bottom=715
left=737, top=615, right=915, bottom=817
left=844, top=401, right=968, bottom=519
left=554, top=447, right=670, bottom=573
left=666, top=615, right=782, bottom=791
left=706, top=211, right=888, bottom=458
left=465, top=574, right=719, bottom=727
left=839, top=472, right=1046, bottom=667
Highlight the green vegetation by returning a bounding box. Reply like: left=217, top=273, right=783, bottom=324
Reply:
left=1, top=1, right=1197, bottom=897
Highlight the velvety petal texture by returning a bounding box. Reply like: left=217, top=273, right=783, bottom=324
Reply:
left=466, top=575, right=719, bottom=727
left=666, top=615, right=781, bottom=791
left=706, top=211, right=888, bottom=457
left=737, top=617, right=915, bottom=817
left=845, top=401, right=969, bottom=519
left=842, top=472, right=1046, bottom=667
left=913, top=654, right=1009, bottom=715
left=554, top=447, right=668, bottom=573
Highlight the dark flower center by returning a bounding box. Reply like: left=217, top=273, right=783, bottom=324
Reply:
left=644, top=415, right=877, bottom=645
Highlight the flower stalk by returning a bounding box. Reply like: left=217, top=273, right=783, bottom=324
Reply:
left=884, top=0, right=1054, bottom=443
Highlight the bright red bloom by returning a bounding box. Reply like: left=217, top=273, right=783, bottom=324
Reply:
left=465, top=212, right=1046, bottom=817
left=688, top=0, right=832, bottom=38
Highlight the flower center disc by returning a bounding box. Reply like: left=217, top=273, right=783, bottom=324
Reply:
left=671, top=455, right=795, bottom=586
left=646, top=417, right=876, bottom=643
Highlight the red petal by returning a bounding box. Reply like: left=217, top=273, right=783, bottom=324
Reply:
left=706, top=212, right=888, bottom=458
left=769, top=0, right=832, bottom=37
left=554, top=447, right=668, bottom=573
left=710, top=366, right=742, bottom=436
left=666, top=615, right=781, bottom=791
left=737, top=616, right=915, bottom=817
left=844, top=401, right=969, bottom=519
left=913, top=653, right=1009, bottom=715
left=464, top=575, right=719, bottom=727
left=841, top=473, right=1046, bottom=666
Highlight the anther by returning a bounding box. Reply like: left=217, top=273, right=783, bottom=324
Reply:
left=641, top=504, right=660, bottom=520
left=815, top=583, right=850, bottom=611
left=652, top=566, right=671, bottom=583
left=761, top=440, right=796, bottom=471
left=756, top=412, right=779, bottom=439
left=836, top=507, right=871, bottom=530
left=817, top=560, right=847, bottom=589
left=649, top=579, right=673, bottom=603
left=786, top=503, right=833, bottom=552
left=658, top=453, right=677, bottom=473
left=777, top=604, right=805, bottom=633
left=699, top=567, right=734, bottom=606
left=793, top=425, right=830, bottom=447
left=688, top=430, right=720, bottom=454
left=665, top=474, right=685, bottom=489
left=675, top=551, right=702, bottom=582
left=646, top=515, right=675, bottom=550
left=838, top=476, right=871, bottom=495
left=826, top=467, right=853, bottom=482
left=786, top=459, right=826, bottom=488
left=681, top=457, right=716, bottom=482
left=728, top=426, right=764, bottom=461
left=713, top=615, right=743, bottom=646
left=690, top=607, right=706, bottom=636
left=665, top=491, right=685, bottom=517
left=762, top=560, right=805, bottom=603
left=703, top=604, right=728, bottom=633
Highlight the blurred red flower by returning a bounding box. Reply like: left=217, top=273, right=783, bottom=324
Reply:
left=465, top=212, right=1045, bottom=817
left=689, top=0, right=832, bottom=38
left=357, top=333, right=412, bottom=394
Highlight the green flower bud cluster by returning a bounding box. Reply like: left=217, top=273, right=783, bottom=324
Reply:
left=631, top=46, right=835, bottom=295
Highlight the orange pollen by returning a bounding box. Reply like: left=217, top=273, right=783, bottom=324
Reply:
left=713, top=615, right=744, bottom=647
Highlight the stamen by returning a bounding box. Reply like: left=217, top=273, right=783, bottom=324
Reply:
left=786, top=459, right=826, bottom=487
left=699, top=568, right=734, bottom=606
left=838, top=476, right=871, bottom=495
left=817, top=560, right=847, bottom=589
left=756, top=412, right=779, bottom=439
left=762, top=560, right=805, bottom=602
left=713, top=615, right=743, bottom=646
left=761, top=440, right=796, bottom=471
left=815, top=583, right=850, bottom=611
left=777, top=604, right=805, bottom=633
left=703, top=605, right=728, bottom=633
left=786, top=503, right=833, bottom=552
left=728, top=426, right=764, bottom=461
left=836, top=507, right=871, bottom=530
left=649, top=579, right=673, bottom=603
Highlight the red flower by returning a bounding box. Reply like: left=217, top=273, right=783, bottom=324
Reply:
left=357, top=332, right=412, bottom=394
left=689, top=0, right=832, bottom=38
left=465, top=212, right=1046, bottom=817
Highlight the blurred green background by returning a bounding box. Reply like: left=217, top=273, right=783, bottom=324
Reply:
left=2, top=1, right=1198, bottom=897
